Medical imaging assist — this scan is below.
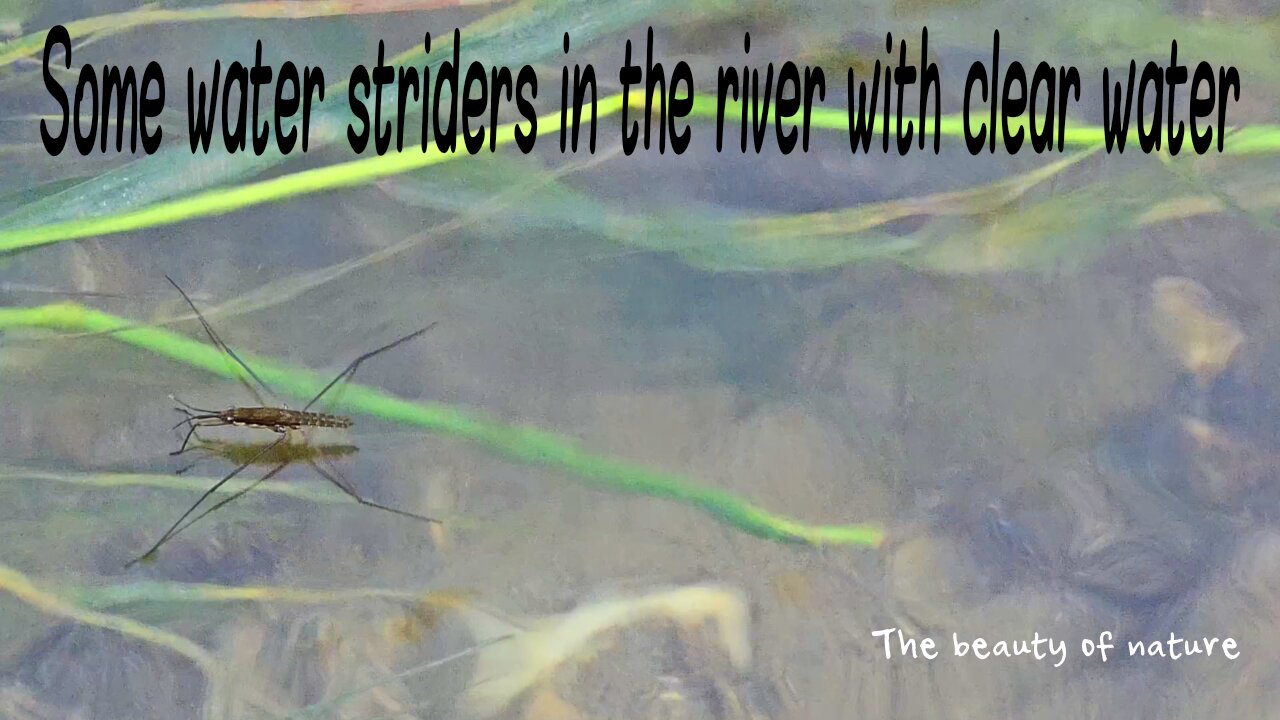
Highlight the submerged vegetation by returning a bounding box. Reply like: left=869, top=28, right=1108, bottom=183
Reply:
left=0, top=300, right=886, bottom=548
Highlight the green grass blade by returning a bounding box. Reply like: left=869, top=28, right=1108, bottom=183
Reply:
left=0, top=301, right=886, bottom=549
left=0, top=95, right=627, bottom=254
left=0, top=0, right=676, bottom=230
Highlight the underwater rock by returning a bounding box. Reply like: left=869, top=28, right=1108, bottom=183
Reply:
left=1178, top=415, right=1279, bottom=509
left=524, top=688, right=585, bottom=720
left=695, top=401, right=891, bottom=524
left=10, top=624, right=204, bottom=720
left=1175, top=530, right=1280, bottom=717
left=885, top=531, right=988, bottom=629
left=1066, top=439, right=1216, bottom=617
left=213, top=599, right=468, bottom=719
left=98, top=522, right=280, bottom=585
left=902, top=465, right=1079, bottom=600
left=1149, top=276, right=1245, bottom=389
left=1067, top=531, right=1198, bottom=607
left=1100, top=277, right=1278, bottom=517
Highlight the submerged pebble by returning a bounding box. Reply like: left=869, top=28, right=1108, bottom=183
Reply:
left=1068, top=531, right=1199, bottom=606
left=1150, top=276, right=1245, bottom=389
left=9, top=624, right=204, bottom=720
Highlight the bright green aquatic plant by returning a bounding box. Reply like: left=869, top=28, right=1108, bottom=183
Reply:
left=4, top=92, right=1276, bottom=270
left=0, top=96, right=628, bottom=254
left=0, top=0, right=494, bottom=68
left=0, top=0, right=678, bottom=231
left=0, top=301, right=887, bottom=549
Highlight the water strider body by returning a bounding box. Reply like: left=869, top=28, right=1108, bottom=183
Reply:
left=170, top=401, right=354, bottom=455
left=126, top=276, right=439, bottom=568
left=206, top=406, right=352, bottom=431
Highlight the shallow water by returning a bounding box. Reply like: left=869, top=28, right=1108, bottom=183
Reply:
left=1, top=1, right=1279, bottom=718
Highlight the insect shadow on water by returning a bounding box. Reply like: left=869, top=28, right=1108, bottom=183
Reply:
left=125, top=276, right=440, bottom=568
left=171, top=437, right=361, bottom=478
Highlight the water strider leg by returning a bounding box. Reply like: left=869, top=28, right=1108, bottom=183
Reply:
left=301, top=322, right=438, bottom=412
left=171, top=419, right=224, bottom=456
left=165, top=275, right=279, bottom=406
left=160, top=460, right=292, bottom=547
left=127, top=433, right=287, bottom=568
left=170, top=395, right=220, bottom=415
left=173, top=459, right=204, bottom=476
left=306, top=458, right=439, bottom=524
left=173, top=445, right=216, bottom=475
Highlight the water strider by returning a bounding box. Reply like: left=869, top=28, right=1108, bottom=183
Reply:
left=126, top=276, right=439, bottom=568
